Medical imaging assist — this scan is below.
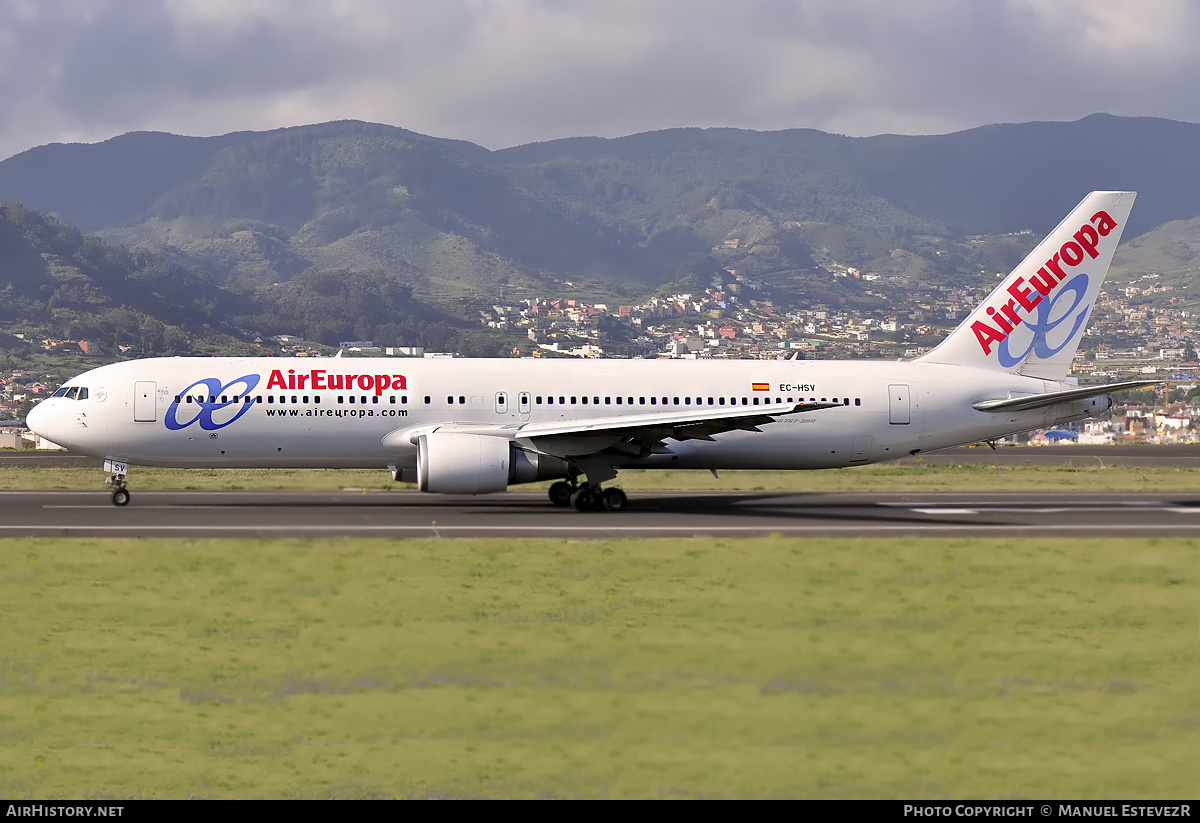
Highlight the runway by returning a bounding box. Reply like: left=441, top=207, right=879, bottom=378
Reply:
left=6, top=488, right=1200, bottom=538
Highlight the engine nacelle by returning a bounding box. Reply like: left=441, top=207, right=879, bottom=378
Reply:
left=415, top=432, right=568, bottom=494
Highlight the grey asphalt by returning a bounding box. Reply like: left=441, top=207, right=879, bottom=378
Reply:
left=5, top=445, right=1200, bottom=538
left=5, top=488, right=1200, bottom=539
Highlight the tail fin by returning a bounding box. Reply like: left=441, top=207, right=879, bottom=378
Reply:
left=916, top=191, right=1136, bottom=380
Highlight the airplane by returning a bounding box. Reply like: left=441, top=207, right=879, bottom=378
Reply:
left=26, top=190, right=1158, bottom=511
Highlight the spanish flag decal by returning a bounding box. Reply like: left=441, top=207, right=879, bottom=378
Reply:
left=752, top=383, right=769, bottom=391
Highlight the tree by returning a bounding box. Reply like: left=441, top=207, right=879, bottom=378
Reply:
left=139, top=318, right=165, bottom=354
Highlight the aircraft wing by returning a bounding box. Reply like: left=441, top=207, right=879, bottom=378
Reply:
left=517, top=400, right=840, bottom=438
left=516, top=400, right=845, bottom=458
left=381, top=400, right=845, bottom=458
left=972, top=380, right=1161, bottom=413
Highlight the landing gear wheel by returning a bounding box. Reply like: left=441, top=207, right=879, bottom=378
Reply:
left=602, top=487, right=628, bottom=512
left=549, top=481, right=574, bottom=507
left=570, top=487, right=596, bottom=512
left=111, top=488, right=131, bottom=507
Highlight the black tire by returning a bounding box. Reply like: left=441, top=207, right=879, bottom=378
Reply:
left=570, top=487, right=595, bottom=512
left=602, top=487, right=628, bottom=512
left=549, top=481, right=573, bottom=507
left=112, top=488, right=130, bottom=507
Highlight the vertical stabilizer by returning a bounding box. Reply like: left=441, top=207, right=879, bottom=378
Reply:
left=916, top=191, right=1136, bottom=380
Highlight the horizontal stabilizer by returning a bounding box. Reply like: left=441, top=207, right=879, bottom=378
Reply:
left=972, top=380, right=1161, bottom=413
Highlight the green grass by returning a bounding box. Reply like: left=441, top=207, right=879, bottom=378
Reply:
left=1, top=536, right=1196, bottom=798
left=6, top=463, right=1200, bottom=491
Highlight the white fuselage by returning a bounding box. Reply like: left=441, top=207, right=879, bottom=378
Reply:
left=27, top=356, right=1094, bottom=473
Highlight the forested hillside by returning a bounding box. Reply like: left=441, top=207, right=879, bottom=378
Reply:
left=0, top=204, right=512, bottom=357
left=3, top=114, right=1199, bottom=316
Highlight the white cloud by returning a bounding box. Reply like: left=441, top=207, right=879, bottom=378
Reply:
left=1011, top=0, right=1198, bottom=63
left=1, top=0, right=1199, bottom=161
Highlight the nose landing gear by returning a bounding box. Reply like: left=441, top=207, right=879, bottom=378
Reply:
left=105, top=474, right=130, bottom=506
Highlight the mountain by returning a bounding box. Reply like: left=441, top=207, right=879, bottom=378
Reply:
left=0, top=203, right=499, bottom=356
left=3, top=114, right=1200, bottom=313
left=1110, top=216, right=1200, bottom=291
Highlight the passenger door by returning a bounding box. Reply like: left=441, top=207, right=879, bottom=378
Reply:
left=133, top=381, right=157, bottom=422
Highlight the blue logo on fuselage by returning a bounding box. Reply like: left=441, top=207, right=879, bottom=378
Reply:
left=165, top=374, right=261, bottom=431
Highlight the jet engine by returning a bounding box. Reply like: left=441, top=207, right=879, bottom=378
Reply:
left=415, top=432, right=568, bottom=494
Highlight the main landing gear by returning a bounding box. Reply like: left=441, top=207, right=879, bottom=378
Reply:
left=548, top=458, right=626, bottom=513
left=105, top=474, right=130, bottom=506
left=548, top=480, right=628, bottom=512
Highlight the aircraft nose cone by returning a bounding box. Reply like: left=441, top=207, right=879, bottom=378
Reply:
left=25, top=399, right=50, bottom=438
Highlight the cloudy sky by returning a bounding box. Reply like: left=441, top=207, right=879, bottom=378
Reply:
left=1, top=0, right=1198, bottom=161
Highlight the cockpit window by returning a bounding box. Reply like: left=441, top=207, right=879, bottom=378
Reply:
left=51, top=386, right=88, bottom=399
